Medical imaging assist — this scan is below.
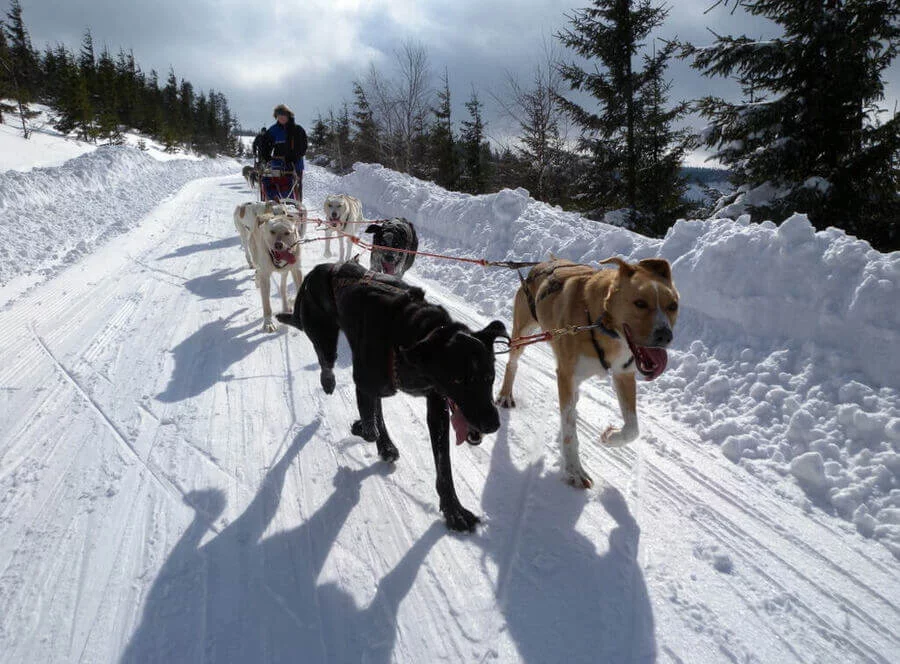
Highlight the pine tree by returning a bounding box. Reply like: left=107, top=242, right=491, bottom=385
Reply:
left=350, top=80, right=380, bottom=164
left=309, top=114, right=332, bottom=159
left=460, top=90, right=491, bottom=194
left=633, top=44, right=693, bottom=234
left=3, top=0, right=38, bottom=99
left=429, top=69, right=459, bottom=189
left=1, top=0, right=39, bottom=135
left=556, top=0, right=689, bottom=230
left=0, top=26, right=17, bottom=123
left=682, top=0, right=900, bottom=250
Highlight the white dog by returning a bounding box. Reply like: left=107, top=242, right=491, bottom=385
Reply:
left=322, top=194, right=363, bottom=261
left=233, top=201, right=285, bottom=268
left=248, top=213, right=303, bottom=332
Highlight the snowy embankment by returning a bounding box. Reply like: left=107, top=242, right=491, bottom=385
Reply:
left=340, top=163, right=900, bottom=558
left=0, top=145, right=238, bottom=293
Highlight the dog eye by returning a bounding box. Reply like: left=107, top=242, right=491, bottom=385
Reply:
left=634, top=299, right=648, bottom=309
left=667, top=302, right=678, bottom=312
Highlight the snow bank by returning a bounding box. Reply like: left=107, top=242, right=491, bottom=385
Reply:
left=0, top=145, right=238, bottom=288
left=338, top=162, right=900, bottom=558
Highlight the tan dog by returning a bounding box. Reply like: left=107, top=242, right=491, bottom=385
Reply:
left=248, top=213, right=303, bottom=332
left=497, top=257, right=679, bottom=488
left=233, top=201, right=285, bottom=268
left=322, top=194, right=363, bottom=261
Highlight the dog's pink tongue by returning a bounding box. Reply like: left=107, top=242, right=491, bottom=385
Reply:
left=272, top=249, right=296, bottom=264
left=637, top=347, right=668, bottom=381
left=449, top=401, right=469, bottom=446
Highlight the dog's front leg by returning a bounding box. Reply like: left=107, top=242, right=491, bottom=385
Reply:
left=373, top=399, right=399, bottom=462
left=259, top=272, right=277, bottom=332
left=557, top=362, right=593, bottom=488
left=279, top=270, right=291, bottom=314
left=351, top=387, right=379, bottom=442
left=324, top=228, right=333, bottom=258
left=426, top=393, right=479, bottom=531
left=601, top=372, right=639, bottom=446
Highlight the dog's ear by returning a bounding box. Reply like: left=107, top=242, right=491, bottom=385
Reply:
left=364, top=224, right=381, bottom=234
left=473, top=320, right=509, bottom=348
left=599, top=256, right=636, bottom=278
left=637, top=258, right=672, bottom=282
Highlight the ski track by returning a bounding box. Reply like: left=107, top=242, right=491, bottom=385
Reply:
left=0, top=171, right=897, bottom=664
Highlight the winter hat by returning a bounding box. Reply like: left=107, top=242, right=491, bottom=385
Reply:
left=273, top=103, right=294, bottom=119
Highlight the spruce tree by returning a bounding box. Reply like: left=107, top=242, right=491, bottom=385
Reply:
left=429, top=69, right=459, bottom=189
left=350, top=80, right=380, bottom=164
left=3, top=0, right=38, bottom=99
left=556, top=0, right=689, bottom=231
left=683, top=0, right=900, bottom=250
left=309, top=114, right=332, bottom=159
left=460, top=90, right=491, bottom=194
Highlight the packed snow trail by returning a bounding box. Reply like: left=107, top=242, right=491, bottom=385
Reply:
left=0, top=171, right=897, bottom=663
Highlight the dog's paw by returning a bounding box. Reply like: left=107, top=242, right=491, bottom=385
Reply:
left=350, top=419, right=377, bottom=442
left=564, top=468, right=594, bottom=490
left=378, top=443, right=399, bottom=463
left=320, top=369, right=335, bottom=394
left=442, top=503, right=481, bottom=532
left=262, top=318, right=277, bottom=333
left=324, top=250, right=332, bottom=258
left=496, top=393, right=516, bottom=409
left=601, top=425, right=637, bottom=447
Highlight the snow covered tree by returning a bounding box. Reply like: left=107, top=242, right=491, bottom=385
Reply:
left=682, top=0, right=900, bottom=250
left=460, top=89, right=492, bottom=194
left=556, top=0, right=689, bottom=231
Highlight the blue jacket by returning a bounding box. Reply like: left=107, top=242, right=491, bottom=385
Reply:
left=264, top=121, right=308, bottom=172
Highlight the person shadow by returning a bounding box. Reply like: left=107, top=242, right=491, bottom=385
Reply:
left=479, top=419, right=657, bottom=663
left=156, top=309, right=270, bottom=403
left=121, top=419, right=444, bottom=664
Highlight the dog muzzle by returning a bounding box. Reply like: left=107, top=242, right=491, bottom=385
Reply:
left=623, top=324, right=668, bottom=381
left=448, top=399, right=482, bottom=445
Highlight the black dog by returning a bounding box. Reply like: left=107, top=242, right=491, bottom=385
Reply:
left=276, top=261, right=508, bottom=531
left=365, top=217, right=418, bottom=277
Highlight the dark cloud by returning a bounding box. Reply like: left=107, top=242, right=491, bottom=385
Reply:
left=22, top=0, right=899, bottom=148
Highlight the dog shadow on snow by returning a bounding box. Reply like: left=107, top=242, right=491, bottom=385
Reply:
left=157, top=309, right=272, bottom=403
left=477, top=419, right=657, bottom=663
left=184, top=267, right=248, bottom=300
left=158, top=235, right=240, bottom=260
left=121, top=419, right=445, bottom=664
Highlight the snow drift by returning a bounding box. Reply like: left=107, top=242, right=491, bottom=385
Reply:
left=339, top=162, right=900, bottom=557
left=0, top=145, right=237, bottom=288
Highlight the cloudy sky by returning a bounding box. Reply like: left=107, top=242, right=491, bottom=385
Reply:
left=22, top=0, right=900, bottom=165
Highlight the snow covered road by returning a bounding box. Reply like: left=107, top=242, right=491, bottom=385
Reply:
left=0, top=171, right=897, bottom=663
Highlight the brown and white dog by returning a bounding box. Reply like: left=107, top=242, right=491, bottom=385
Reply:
left=497, top=257, right=679, bottom=488
left=248, top=212, right=303, bottom=332
left=322, top=194, right=363, bottom=261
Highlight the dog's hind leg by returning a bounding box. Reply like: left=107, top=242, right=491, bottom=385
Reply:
left=351, top=388, right=379, bottom=442
left=556, top=356, right=593, bottom=489
left=426, top=393, right=479, bottom=531
left=497, top=287, right=540, bottom=408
